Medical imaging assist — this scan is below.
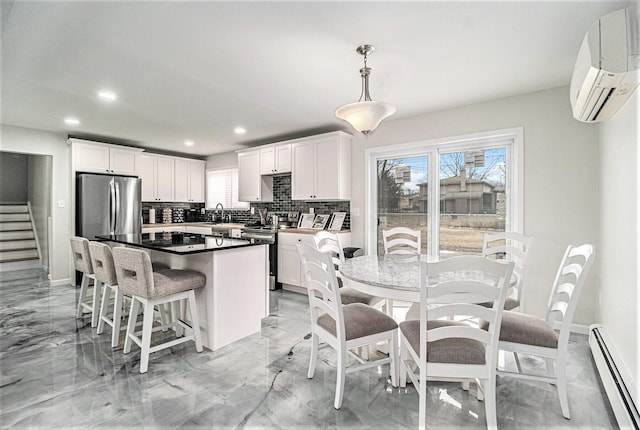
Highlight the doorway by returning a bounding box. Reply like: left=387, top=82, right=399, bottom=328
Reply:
left=0, top=151, right=53, bottom=271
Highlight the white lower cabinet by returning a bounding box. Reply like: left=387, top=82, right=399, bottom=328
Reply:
left=277, top=231, right=351, bottom=290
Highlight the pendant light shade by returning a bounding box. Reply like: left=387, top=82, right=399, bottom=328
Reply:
left=335, top=45, right=395, bottom=136
left=335, top=100, right=396, bottom=135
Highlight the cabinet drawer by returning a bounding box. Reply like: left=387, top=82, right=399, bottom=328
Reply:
left=277, top=232, right=316, bottom=246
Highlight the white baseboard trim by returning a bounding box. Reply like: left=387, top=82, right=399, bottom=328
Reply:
left=49, top=278, right=71, bottom=287
left=589, top=324, right=639, bottom=429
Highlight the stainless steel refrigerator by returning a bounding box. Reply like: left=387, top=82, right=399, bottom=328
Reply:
left=76, top=173, right=142, bottom=240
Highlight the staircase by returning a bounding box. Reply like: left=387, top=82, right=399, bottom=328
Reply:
left=0, top=204, right=41, bottom=271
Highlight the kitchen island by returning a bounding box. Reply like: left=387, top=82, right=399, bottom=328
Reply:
left=97, top=232, right=268, bottom=351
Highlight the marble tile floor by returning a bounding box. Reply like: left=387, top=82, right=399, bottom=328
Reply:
left=1, top=268, right=617, bottom=429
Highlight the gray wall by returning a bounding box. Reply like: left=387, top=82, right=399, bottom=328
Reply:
left=0, top=152, right=28, bottom=202
left=349, top=86, right=601, bottom=327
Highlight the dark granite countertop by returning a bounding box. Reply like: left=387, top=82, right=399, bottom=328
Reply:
left=96, top=232, right=263, bottom=255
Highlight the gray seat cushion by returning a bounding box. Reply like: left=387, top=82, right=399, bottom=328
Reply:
left=485, top=310, right=558, bottom=349
left=317, top=303, right=398, bottom=340
left=399, top=320, right=486, bottom=365
left=339, top=286, right=383, bottom=306
left=478, top=297, right=519, bottom=310
left=150, top=269, right=206, bottom=299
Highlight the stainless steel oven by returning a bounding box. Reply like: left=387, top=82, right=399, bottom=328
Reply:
left=241, top=226, right=279, bottom=290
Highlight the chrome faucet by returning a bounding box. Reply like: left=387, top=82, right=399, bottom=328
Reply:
left=215, top=203, right=224, bottom=223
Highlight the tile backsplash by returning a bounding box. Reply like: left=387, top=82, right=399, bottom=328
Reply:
left=142, top=174, right=350, bottom=229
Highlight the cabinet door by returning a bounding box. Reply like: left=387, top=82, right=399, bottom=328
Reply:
left=155, top=156, right=175, bottom=201
left=314, top=137, right=341, bottom=200
left=138, top=154, right=157, bottom=202
left=188, top=161, right=205, bottom=202
left=174, top=158, right=190, bottom=202
left=275, top=144, right=292, bottom=173
left=259, top=147, right=275, bottom=175
left=74, top=142, right=110, bottom=173
left=291, top=141, right=316, bottom=200
left=109, top=147, right=138, bottom=175
left=238, top=150, right=260, bottom=201
left=277, top=244, right=301, bottom=286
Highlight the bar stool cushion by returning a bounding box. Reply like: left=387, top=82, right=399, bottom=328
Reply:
left=150, top=269, right=206, bottom=299
left=89, top=242, right=117, bottom=285
left=318, top=303, right=398, bottom=341
left=399, top=319, right=486, bottom=365
left=70, top=236, right=93, bottom=274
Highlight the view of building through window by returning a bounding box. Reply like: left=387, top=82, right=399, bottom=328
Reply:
left=376, top=147, right=507, bottom=257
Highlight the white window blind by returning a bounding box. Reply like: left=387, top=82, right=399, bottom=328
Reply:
left=206, top=168, right=249, bottom=209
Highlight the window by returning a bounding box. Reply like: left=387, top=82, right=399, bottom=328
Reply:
left=206, top=168, right=249, bottom=210
left=366, top=128, right=523, bottom=257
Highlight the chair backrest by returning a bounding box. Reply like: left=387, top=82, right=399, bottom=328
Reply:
left=89, top=241, right=118, bottom=286
left=545, top=244, right=595, bottom=350
left=112, top=247, right=155, bottom=298
left=482, top=231, right=534, bottom=308
left=382, top=227, right=421, bottom=255
left=419, top=255, right=514, bottom=371
left=70, top=236, right=93, bottom=274
left=313, top=231, right=345, bottom=273
left=297, top=242, right=345, bottom=340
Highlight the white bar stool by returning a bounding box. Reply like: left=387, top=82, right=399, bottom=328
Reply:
left=70, top=236, right=100, bottom=328
left=112, top=247, right=205, bottom=373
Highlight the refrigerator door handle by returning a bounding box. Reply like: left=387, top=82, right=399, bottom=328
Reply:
left=110, top=180, right=117, bottom=235
left=114, top=181, right=121, bottom=233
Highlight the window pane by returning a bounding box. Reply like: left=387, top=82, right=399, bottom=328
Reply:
left=439, top=147, right=506, bottom=257
left=376, top=155, right=428, bottom=255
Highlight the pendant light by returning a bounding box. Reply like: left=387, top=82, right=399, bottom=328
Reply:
left=335, top=44, right=396, bottom=136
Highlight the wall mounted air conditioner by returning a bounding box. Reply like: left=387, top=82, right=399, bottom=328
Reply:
left=570, top=8, right=640, bottom=122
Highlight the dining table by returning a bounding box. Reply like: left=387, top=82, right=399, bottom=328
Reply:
left=340, top=253, right=516, bottom=303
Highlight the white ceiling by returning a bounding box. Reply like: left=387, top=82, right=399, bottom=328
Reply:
left=1, top=1, right=628, bottom=157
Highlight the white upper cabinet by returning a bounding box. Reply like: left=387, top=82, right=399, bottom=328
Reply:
left=291, top=132, right=351, bottom=201
left=238, top=150, right=273, bottom=202
left=174, top=158, right=205, bottom=202
left=260, top=144, right=292, bottom=175
left=138, top=154, right=175, bottom=202
left=72, top=140, right=142, bottom=175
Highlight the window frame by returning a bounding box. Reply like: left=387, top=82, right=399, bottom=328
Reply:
left=364, top=127, right=523, bottom=256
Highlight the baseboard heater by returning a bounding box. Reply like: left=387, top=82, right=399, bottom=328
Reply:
left=589, top=324, right=639, bottom=429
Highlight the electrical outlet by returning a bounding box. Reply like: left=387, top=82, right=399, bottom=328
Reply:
left=251, top=207, right=255, bottom=214
left=309, top=207, right=314, bottom=214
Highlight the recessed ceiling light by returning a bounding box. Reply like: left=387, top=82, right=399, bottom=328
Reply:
left=98, top=90, right=117, bottom=102
left=64, top=117, right=80, bottom=126
left=234, top=127, right=246, bottom=135
left=184, top=140, right=195, bottom=147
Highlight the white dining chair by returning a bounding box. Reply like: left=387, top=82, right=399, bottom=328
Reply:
left=313, top=231, right=382, bottom=307
left=488, top=243, right=595, bottom=420
left=482, top=231, right=534, bottom=312
left=399, top=255, right=514, bottom=429
left=297, top=242, right=398, bottom=409
left=382, top=227, right=421, bottom=318
left=382, top=226, right=421, bottom=255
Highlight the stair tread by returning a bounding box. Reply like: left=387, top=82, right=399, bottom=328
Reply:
left=0, top=238, right=35, bottom=242
left=0, top=257, right=39, bottom=263
left=0, top=247, right=37, bottom=252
